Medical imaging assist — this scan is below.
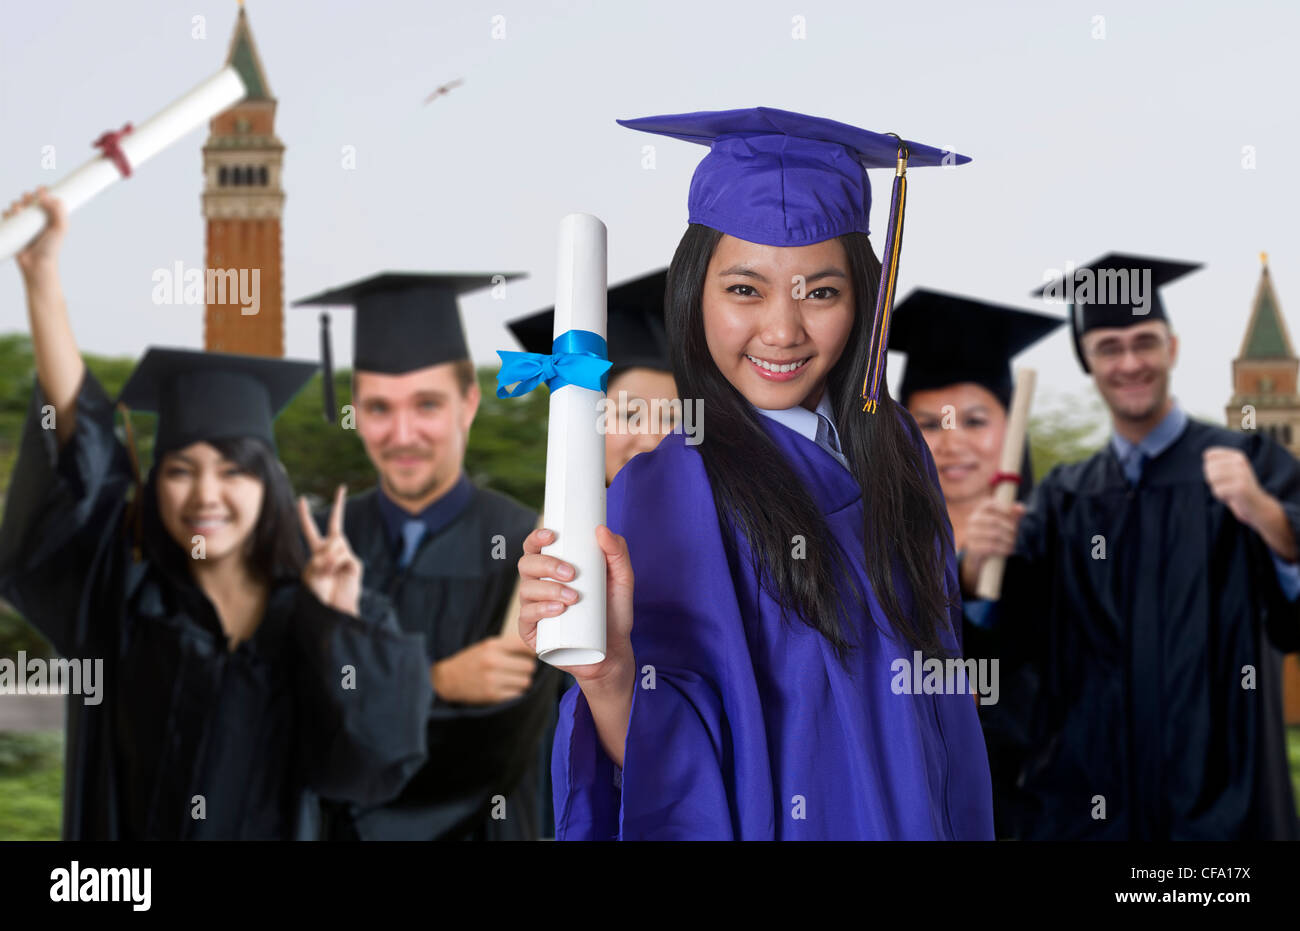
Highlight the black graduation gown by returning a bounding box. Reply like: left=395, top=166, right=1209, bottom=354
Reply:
left=971, top=417, right=1300, bottom=840
left=321, top=486, right=560, bottom=840
left=0, top=372, right=432, bottom=840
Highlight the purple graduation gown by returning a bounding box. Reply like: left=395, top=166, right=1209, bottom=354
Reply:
left=552, top=413, right=995, bottom=839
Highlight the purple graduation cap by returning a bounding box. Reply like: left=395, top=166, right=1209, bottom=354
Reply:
left=618, top=106, right=971, bottom=413
left=1031, top=253, right=1201, bottom=373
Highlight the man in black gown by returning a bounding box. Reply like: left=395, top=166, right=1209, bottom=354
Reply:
left=295, top=273, right=558, bottom=840
left=960, top=254, right=1300, bottom=840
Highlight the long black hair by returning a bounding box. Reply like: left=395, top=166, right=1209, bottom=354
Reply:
left=665, top=224, right=956, bottom=658
left=139, top=436, right=306, bottom=585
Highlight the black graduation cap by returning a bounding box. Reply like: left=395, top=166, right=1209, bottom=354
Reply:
left=890, top=289, right=1063, bottom=409
left=506, top=269, right=670, bottom=375
left=293, top=272, right=524, bottom=420
left=1030, top=253, right=1201, bottom=373
left=117, top=347, right=317, bottom=455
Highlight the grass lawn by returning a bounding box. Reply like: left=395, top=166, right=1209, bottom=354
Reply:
left=0, top=731, right=62, bottom=840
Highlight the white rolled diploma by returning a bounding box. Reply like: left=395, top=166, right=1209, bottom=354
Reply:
left=975, top=367, right=1036, bottom=600
left=0, top=66, right=247, bottom=262
left=536, top=213, right=609, bottom=666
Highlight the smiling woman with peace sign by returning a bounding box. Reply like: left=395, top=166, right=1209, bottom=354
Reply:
left=0, top=189, right=432, bottom=840
left=299, top=485, right=364, bottom=617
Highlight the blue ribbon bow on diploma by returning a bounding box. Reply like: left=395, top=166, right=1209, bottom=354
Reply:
left=496, top=329, right=612, bottom=398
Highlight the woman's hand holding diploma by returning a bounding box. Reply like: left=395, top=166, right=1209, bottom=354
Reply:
left=518, top=525, right=635, bottom=768
left=959, top=499, right=1026, bottom=596
left=7, top=187, right=66, bottom=279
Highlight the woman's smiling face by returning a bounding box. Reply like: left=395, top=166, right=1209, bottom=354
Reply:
left=155, top=441, right=264, bottom=563
left=701, top=233, right=855, bottom=412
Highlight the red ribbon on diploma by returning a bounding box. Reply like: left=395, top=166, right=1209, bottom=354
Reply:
left=92, top=123, right=135, bottom=177
left=989, top=470, right=1021, bottom=489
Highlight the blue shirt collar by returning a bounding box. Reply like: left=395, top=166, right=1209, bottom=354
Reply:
left=1109, top=399, right=1188, bottom=469
left=752, top=391, right=843, bottom=448
left=376, top=472, right=475, bottom=552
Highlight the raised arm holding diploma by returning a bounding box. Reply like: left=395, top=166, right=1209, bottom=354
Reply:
left=500, top=214, right=641, bottom=769
left=0, top=66, right=246, bottom=263
left=499, top=214, right=613, bottom=667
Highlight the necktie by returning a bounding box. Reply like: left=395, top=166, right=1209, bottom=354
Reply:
left=1124, top=448, right=1148, bottom=486
left=815, top=413, right=850, bottom=471
left=398, top=519, right=426, bottom=569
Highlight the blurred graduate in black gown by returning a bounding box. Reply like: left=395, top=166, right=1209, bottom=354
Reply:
left=889, top=287, right=1062, bottom=839
left=296, top=272, right=559, bottom=840
left=959, top=254, right=1300, bottom=839
left=0, top=190, right=431, bottom=840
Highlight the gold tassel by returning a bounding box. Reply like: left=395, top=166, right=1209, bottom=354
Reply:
left=862, top=144, right=910, bottom=413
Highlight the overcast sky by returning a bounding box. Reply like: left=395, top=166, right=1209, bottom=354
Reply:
left=2, top=0, right=1297, bottom=424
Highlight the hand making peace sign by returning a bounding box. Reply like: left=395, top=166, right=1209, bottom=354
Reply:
left=298, top=484, right=363, bottom=618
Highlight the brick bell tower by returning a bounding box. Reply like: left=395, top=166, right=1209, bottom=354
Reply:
left=1225, top=254, right=1300, bottom=451
left=1225, top=252, right=1300, bottom=724
left=201, top=4, right=285, bottom=356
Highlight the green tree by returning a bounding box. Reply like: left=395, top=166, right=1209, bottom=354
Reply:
left=1027, top=388, right=1110, bottom=481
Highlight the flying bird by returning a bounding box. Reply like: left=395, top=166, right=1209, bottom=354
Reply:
left=423, top=78, right=464, bottom=105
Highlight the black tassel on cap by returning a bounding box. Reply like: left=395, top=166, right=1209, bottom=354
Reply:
left=320, top=312, right=336, bottom=424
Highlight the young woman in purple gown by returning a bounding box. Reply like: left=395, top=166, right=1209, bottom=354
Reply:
left=517, top=108, right=996, bottom=840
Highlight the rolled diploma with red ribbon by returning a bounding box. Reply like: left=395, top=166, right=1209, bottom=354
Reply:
left=0, top=66, right=246, bottom=262
left=536, top=213, right=609, bottom=666
left=975, top=366, right=1036, bottom=600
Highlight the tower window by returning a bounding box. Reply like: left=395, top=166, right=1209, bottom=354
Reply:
left=1286, top=425, right=1293, bottom=445
left=218, top=166, right=228, bottom=186
left=258, top=166, right=269, bottom=186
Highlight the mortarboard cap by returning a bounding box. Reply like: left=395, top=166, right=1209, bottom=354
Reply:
left=1031, top=253, right=1201, bottom=373
left=890, top=289, right=1063, bottom=409
left=507, top=269, right=670, bottom=374
left=117, top=347, right=316, bottom=455
left=294, top=272, right=518, bottom=373
left=617, top=106, right=970, bottom=247
left=293, top=271, right=524, bottom=420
